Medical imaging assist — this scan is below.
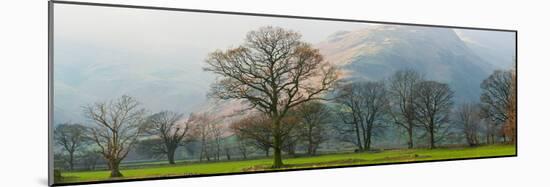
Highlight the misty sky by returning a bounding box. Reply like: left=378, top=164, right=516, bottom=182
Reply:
left=53, top=4, right=515, bottom=124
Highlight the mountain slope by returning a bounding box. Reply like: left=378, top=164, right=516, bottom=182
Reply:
left=317, top=25, right=499, bottom=102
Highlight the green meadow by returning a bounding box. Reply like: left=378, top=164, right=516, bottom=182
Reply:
left=59, top=144, right=515, bottom=183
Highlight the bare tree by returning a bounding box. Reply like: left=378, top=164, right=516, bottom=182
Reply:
left=334, top=84, right=364, bottom=150
left=296, top=101, right=331, bottom=155
left=455, top=103, right=482, bottom=146
left=359, top=81, right=390, bottom=150
left=334, top=81, right=389, bottom=151
left=81, top=149, right=102, bottom=170
left=211, top=120, right=225, bottom=161
left=204, top=26, right=338, bottom=168
left=280, top=114, right=302, bottom=157
left=388, top=69, right=423, bottom=148
left=413, top=81, right=454, bottom=149
left=53, top=123, right=89, bottom=170
left=188, top=112, right=220, bottom=162
left=480, top=70, right=514, bottom=142
left=83, top=95, right=146, bottom=177
left=143, top=111, right=190, bottom=164
left=235, top=135, right=252, bottom=159
left=223, top=141, right=232, bottom=160
left=230, top=113, right=273, bottom=157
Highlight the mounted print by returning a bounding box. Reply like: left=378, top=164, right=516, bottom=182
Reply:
left=49, top=1, right=517, bottom=186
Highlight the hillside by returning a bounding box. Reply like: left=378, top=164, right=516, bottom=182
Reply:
left=317, top=25, right=501, bottom=102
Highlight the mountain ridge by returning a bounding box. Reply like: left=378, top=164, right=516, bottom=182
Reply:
left=316, top=25, right=501, bottom=102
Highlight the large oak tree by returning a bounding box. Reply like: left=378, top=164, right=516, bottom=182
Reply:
left=204, top=26, right=338, bottom=168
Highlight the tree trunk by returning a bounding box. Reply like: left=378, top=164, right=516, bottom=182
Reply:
left=354, top=121, right=363, bottom=151
left=226, top=150, right=231, bottom=160
left=216, top=142, right=221, bottom=161
left=360, top=121, right=368, bottom=151
left=272, top=116, right=284, bottom=168
left=429, top=125, right=435, bottom=149
left=265, top=148, right=269, bottom=157
left=199, top=141, right=205, bottom=162
left=365, top=125, right=372, bottom=151
left=109, top=160, right=123, bottom=178
left=307, top=127, right=314, bottom=155
left=407, top=126, right=414, bottom=149
left=167, top=147, right=176, bottom=164
left=69, top=151, right=74, bottom=171
left=273, top=134, right=283, bottom=168
left=307, top=143, right=315, bottom=155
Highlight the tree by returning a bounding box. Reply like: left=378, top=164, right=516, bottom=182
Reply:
left=53, top=123, right=89, bottom=171
left=480, top=70, right=514, bottom=142
left=83, top=95, right=146, bottom=177
left=358, top=81, right=390, bottom=151
left=143, top=111, right=190, bottom=164
left=388, top=69, right=423, bottom=148
left=235, top=135, right=252, bottom=159
left=136, top=138, right=165, bottom=159
left=81, top=149, right=102, bottom=170
left=455, top=103, right=482, bottom=146
left=204, top=26, right=338, bottom=168
left=279, top=114, right=302, bottom=157
left=223, top=140, right=233, bottom=160
left=295, top=101, right=331, bottom=155
left=230, top=113, right=273, bottom=157
left=210, top=120, right=225, bottom=161
left=334, top=81, right=389, bottom=151
left=413, top=81, right=454, bottom=149
left=504, top=70, right=517, bottom=143
left=188, top=112, right=219, bottom=161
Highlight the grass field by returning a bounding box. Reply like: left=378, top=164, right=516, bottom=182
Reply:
left=59, top=144, right=515, bottom=183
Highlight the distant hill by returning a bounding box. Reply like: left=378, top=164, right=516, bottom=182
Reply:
left=317, top=25, right=508, bottom=102
left=53, top=41, right=214, bottom=125
left=455, top=29, right=516, bottom=69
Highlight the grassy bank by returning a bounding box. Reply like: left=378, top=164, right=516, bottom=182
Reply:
left=59, top=144, right=515, bottom=183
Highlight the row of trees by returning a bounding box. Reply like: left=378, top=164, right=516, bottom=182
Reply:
left=203, top=26, right=516, bottom=168
left=333, top=71, right=454, bottom=151
left=55, top=96, right=191, bottom=177
left=54, top=67, right=515, bottom=177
